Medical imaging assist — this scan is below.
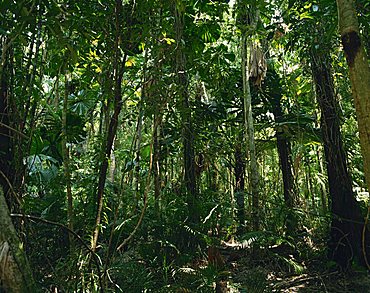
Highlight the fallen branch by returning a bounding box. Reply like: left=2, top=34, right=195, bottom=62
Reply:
left=272, top=271, right=338, bottom=290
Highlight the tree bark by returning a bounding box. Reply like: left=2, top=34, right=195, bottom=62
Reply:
left=174, top=1, right=198, bottom=223
left=336, top=0, right=370, bottom=191
left=311, top=49, right=367, bottom=268
left=0, top=188, right=36, bottom=292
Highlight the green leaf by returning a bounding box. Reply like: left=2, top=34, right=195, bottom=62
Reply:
left=299, top=11, right=313, bottom=20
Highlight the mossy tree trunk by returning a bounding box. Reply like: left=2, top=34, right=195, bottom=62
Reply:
left=0, top=188, right=36, bottom=292
left=237, top=1, right=261, bottom=231
left=311, top=48, right=367, bottom=268
left=336, top=0, right=370, bottom=191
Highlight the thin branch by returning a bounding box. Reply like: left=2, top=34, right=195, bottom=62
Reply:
left=0, top=170, right=22, bottom=207
left=0, top=122, right=29, bottom=139
left=272, top=272, right=338, bottom=290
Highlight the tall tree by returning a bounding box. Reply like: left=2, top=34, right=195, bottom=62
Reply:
left=91, top=0, right=127, bottom=251
left=174, top=0, right=198, bottom=223
left=62, top=75, right=74, bottom=247
left=264, top=67, right=298, bottom=234
left=236, top=0, right=260, bottom=230
left=336, top=0, right=370, bottom=191
left=310, top=45, right=366, bottom=267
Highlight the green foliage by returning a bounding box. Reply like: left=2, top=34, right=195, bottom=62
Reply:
left=2, top=0, right=367, bottom=291
left=235, top=267, right=268, bottom=293
left=109, top=260, right=155, bottom=292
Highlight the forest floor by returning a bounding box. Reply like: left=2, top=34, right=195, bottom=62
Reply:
left=217, top=242, right=370, bottom=293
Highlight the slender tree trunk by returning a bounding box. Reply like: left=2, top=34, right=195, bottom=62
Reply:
left=0, top=47, right=14, bottom=204
left=153, top=113, right=162, bottom=214
left=91, top=0, right=126, bottom=252
left=276, top=136, right=297, bottom=232
left=0, top=188, right=36, bottom=292
left=235, top=138, right=245, bottom=234
left=336, top=0, right=370, bottom=191
left=109, top=141, right=116, bottom=183
left=274, top=113, right=297, bottom=234
left=236, top=1, right=261, bottom=230
left=302, top=162, right=310, bottom=216
left=133, top=107, right=143, bottom=203
left=174, top=1, right=198, bottom=223
left=62, top=75, right=74, bottom=247
left=133, top=48, right=149, bottom=204
left=306, top=157, right=314, bottom=209
left=241, top=33, right=260, bottom=231
left=311, top=49, right=367, bottom=267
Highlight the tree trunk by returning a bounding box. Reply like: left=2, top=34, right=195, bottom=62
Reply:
left=236, top=0, right=261, bottom=231
left=91, top=0, right=126, bottom=252
left=234, top=138, right=245, bottom=234
left=275, top=112, right=298, bottom=234
left=62, top=75, right=74, bottom=248
left=174, top=1, right=198, bottom=223
left=336, top=0, right=370, bottom=191
left=133, top=47, right=149, bottom=205
left=264, top=67, right=298, bottom=234
left=311, top=49, right=367, bottom=268
left=317, top=147, right=328, bottom=214
left=0, top=188, right=36, bottom=292
left=241, top=33, right=260, bottom=231
left=153, top=113, right=162, bottom=214
left=133, top=106, right=143, bottom=204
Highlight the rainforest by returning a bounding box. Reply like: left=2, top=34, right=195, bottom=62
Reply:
left=0, top=0, right=370, bottom=292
